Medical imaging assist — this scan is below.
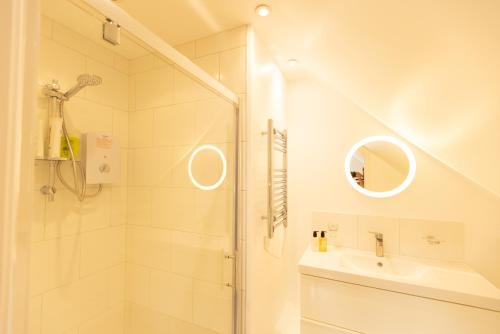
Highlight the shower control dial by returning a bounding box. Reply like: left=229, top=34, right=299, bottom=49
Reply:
left=99, top=163, right=111, bottom=173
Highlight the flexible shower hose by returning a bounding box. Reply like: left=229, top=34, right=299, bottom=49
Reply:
left=56, top=100, right=102, bottom=201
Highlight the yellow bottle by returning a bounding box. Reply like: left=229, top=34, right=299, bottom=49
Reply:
left=319, top=231, right=327, bottom=252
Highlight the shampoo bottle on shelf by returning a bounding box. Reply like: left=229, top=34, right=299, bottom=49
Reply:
left=312, top=230, right=319, bottom=251
left=319, top=231, right=328, bottom=252
left=48, top=117, right=63, bottom=158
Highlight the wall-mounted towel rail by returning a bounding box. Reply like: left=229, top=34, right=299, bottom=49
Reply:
left=261, top=119, right=288, bottom=239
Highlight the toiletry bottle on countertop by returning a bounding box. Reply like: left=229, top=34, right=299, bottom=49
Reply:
left=319, top=231, right=328, bottom=252
left=312, top=230, right=319, bottom=251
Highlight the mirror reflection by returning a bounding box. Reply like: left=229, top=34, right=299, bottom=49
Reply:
left=349, top=140, right=410, bottom=193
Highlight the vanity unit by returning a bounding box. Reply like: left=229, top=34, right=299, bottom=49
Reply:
left=299, top=248, right=500, bottom=334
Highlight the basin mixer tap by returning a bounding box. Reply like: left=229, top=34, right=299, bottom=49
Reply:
left=369, top=231, right=384, bottom=257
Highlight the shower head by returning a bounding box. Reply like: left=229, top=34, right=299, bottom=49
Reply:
left=64, top=74, right=103, bottom=99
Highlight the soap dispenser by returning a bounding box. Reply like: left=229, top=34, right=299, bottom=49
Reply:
left=312, top=231, right=319, bottom=251
left=319, top=231, right=328, bottom=252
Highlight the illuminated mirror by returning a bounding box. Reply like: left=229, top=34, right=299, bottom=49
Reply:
left=345, top=136, right=416, bottom=198
left=188, top=145, right=227, bottom=191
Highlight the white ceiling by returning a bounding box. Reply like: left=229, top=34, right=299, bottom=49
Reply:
left=115, top=0, right=500, bottom=197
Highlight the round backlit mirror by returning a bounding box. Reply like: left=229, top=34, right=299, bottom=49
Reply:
left=188, top=145, right=227, bottom=191
left=345, top=136, right=416, bottom=198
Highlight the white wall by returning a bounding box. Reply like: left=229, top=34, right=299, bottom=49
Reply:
left=287, top=79, right=500, bottom=292
left=245, top=28, right=298, bottom=334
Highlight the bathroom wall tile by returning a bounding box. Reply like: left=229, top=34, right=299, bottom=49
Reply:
left=176, top=42, right=196, bottom=59
left=399, top=219, right=464, bottom=261
left=111, top=187, right=127, bottom=226
left=126, top=226, right=171, bottom=270
left=41, top=15, right=53, bottom=38
left=170, top=317, right=218, bottom=334
left=44, top=189, right=81, bottom=239
left=152, top=147, right=174, bottom=186
left=219, top=47, right=246, bottom=94
left=127, top=187, right=152, bottom=226
left=80, top=226, right=125, bottom=277
left=128, top=148, right=156, bottom=186
left=150, top=270, right=193, bottom=322
left=173, top=69, right=207, bottom=104
left=114, top=55, right=130, bottom=74
left=153, top=103, right=196, bottom=146
left=311, top=212, right=358, bottom=249
left=79, top=303, right=124, bottom=334
left=171, top=231, right=224, bottom=283
left=31, top=192, right=46, bottom=243
left=195, top=26, right=247, bottom=58
left=129, top=53, right=168, bottom=75
left=28, top=296, right=42, bottom=334
left=134, top=66, right=174, bottom=110
left=80, top=187, right=111, bottom=232
left=113, top=110, right=129, bottom=148
left=126, top=264, right=150, bottom=306
left=41, top=271, right=109, bottom=334
left=151, top=188, right=196, bottom=232
left=129, top=110, right=153, bottom=148
left=358, top=215, right=399, bottom=255
left=172, top=146, right=193, bottom=187
left=194, top=54, right=220, bottom=80
left=195, top=99, right=234, bottom=144
left=107, top=264, right=126, bottom=306
left=86, top=59, right=129, bottom=111
left=119, top=149, right=128, bottom=186
left=195, top=189, right=232, bottom=236
left=193, top=280, right=232, bottom=334
left=52, top=22, right=115, bottom=68
left=126, top=302, right=171, bottom=334
left=39, top=36, right=86, bottom=89
left=63, top=98, right=114, bottom=136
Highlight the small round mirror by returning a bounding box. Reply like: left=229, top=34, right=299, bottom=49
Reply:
left=188, top=145, right=227, bottom=191
left=345, top=136, right=416, bottom=198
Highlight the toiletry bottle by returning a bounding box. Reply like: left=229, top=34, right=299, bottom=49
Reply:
left=312, top=231, right=319, bottom=251
left=48, top=117, right=63, bottom=158
left=319, top=231, right=328, bottom=252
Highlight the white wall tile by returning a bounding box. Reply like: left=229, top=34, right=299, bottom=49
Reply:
left=171, top=231, right=224, bottom=283
left=126, top=226, right=171, bottom=270
left=128, top=149, right=156, bottom=186
left=129, top=110, right=154, bottom=148
left=358, top=215, right=399, bottom=255
left=129, top=54, right=168, bottom=74
left=80, top=187, right=111, bottom=232
left=126, top=264, right=150, bottom=306
left=44, top=189, right=81, bottom=239
left=113, top=110, right=129, bottom=148
left=149, top=270, right=193, bottom=322
left=40, top=15, right=52, bottom=38
left=108, top=264, right=126, bottom=306
left=311, top=212, right=358, bottom=248
left=79, top=303, right=124, bottom=334
left=176, top=42, right=196, bottom=59
left=126, top=302, right=171, bottom=334
left=195, top=190, right=232, bottom=236
left=151, top=188, right=196, bottom=231
left=80, top=226, right=125, bottom=277
left=86, top=59, right=129, bottom=110
left=172, top=145, right=193, bottom=187
left=127, top=187, right=152, bottom=226
left=114, top=55, right=130, bottom=74
left=193, top=280, right=232, bottom=334
left=153, top=103, right=196, bottom=146
left=28, top=296, right=42, bottom=334
left=219, top=47, right=246, bottom=94
left=111, top=187, right=127, bottom=226
left=134, top=66, right=174, bottom=110
left=195, top=26, right=247, bottom=57
left=61, top=98, right=114, bottom=137
left=195, top=99, right=234, bottom=144
left=400, top=219, right=464, bottom=261
left=174, top=69, right=209, bottom=103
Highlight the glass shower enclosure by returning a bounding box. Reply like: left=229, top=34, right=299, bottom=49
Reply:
left=31, top=0, right=239, bottom=333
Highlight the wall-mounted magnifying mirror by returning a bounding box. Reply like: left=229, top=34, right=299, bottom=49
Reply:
left=345, top=136, right=416, bottom=198
left=188, top=144, right=227, bottom=191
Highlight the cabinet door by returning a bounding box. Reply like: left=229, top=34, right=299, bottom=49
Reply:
left=301, top=318, right=361, bottom=334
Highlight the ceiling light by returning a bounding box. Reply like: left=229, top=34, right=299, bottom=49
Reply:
left=255, top=4, right=271, bottom=17
left=288, top=59, right=298, bottom=66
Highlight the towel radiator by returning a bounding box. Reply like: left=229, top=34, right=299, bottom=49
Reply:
left=262, top=119, right=288, bottom=239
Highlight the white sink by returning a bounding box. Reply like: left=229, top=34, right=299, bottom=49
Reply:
left=299, top=246, right=500, bottom=312
left=339, top=252, right=428, bottom=279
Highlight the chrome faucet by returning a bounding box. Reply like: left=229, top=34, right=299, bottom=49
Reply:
left=369, top=231, right=384, bottom=257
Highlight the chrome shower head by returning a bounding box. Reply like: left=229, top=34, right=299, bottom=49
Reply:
left=64, top=74, right=103, bottom=99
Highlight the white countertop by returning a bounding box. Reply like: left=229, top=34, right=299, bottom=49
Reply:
left=299, top=247, right=500, bottom=312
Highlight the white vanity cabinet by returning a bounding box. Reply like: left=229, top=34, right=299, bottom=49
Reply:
left=299, top=248, right=500, bottom=334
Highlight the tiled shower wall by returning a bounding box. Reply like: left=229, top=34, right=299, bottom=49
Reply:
left=30, top=16, right=129, bottom=334
left=31, top=15, right=246, bottom=334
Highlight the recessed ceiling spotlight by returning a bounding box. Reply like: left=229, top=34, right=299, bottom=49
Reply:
left=255, top=4, right=271, bottom=17
left=288, top=59, right=298, bottom=66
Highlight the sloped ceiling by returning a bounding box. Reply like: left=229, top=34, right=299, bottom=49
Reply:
left=114, top=0, right=500, bottom=196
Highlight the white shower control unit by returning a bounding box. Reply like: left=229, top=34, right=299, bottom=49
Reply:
left=81, top=133, right=120, bottom=184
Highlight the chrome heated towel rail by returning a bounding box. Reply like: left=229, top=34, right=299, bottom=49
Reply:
left=262, top=119, right=288, bottom=239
